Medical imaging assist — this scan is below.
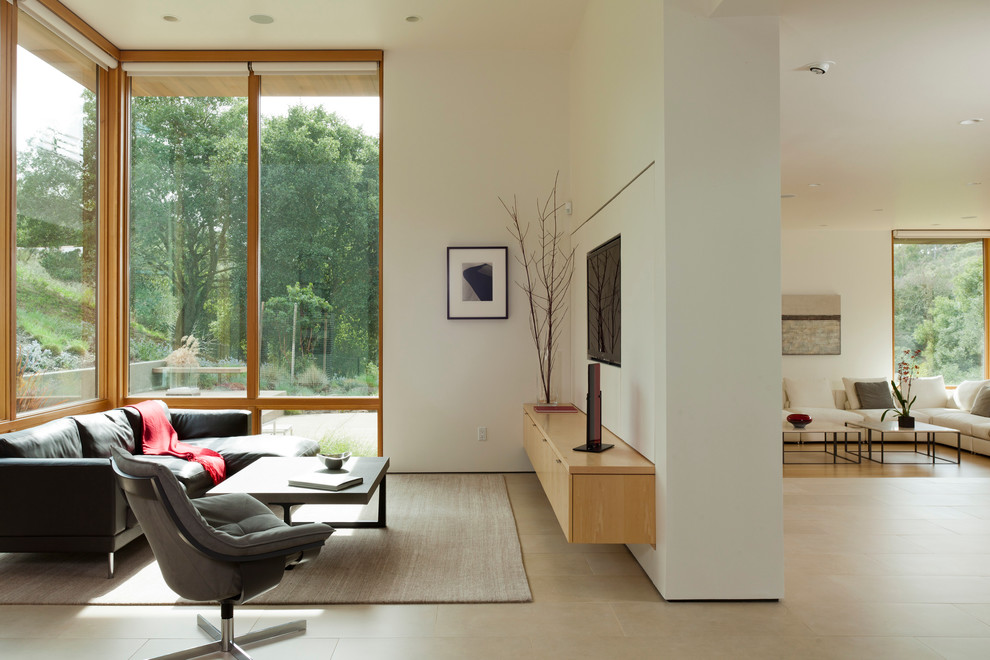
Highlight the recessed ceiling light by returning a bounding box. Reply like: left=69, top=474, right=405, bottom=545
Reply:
left=960, top=118, right=984, bottom=125
left=249, top=14, right=274, bottom=25
left=962, top=216, right=978, bottom=220
left=807, top=183, right=822, bottom=187
left=405, top=15, right=422, bottom=23
left=966, top=182, right=983, bottom=186
left=931, top=223, right=941, bottom=226
left=162, top=15, right=179, bottom=22
left=818, top=224, right=829, bottom=227
left=780, top=194, right=796, bottom=198
left=872, top=208, right=884, bottom=212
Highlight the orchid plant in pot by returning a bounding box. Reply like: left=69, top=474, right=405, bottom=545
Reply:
left=881, top=348, right=922, bottom=428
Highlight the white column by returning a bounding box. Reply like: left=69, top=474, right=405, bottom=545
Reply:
left=656, top=0, right=783, bottom=599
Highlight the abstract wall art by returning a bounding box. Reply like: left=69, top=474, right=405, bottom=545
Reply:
left=782, top=294, right=841, bottom=355
left=447, top=246, right=508, bottom=319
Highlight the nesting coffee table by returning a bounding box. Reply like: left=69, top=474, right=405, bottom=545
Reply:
left=782, top=421, right=862, bottom=464
left=206, top=455, right=390, bottom=527
left=845, top=420, right=961, bottom=464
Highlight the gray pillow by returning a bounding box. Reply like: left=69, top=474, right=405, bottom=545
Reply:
left=971, top=387, right=990, bottom=417
left=854, top=380, right=894, bottom=409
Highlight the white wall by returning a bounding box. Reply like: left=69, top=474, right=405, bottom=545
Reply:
left=382, top=50, right=571, bottom=472
left=569, top=0, right=661, bottom=461
left=569, top=0, right=783, bottom=600
left=782, top=229, right=893, bottom=386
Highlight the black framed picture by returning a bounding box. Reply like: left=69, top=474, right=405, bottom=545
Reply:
left=447, top=247, right=508, bottom=319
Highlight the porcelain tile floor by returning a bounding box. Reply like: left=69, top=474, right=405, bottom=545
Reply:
left=8, top=466, right=990, bottom=658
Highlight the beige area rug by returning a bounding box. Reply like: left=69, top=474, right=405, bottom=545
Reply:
left=0, top=474, right=532, bottom=605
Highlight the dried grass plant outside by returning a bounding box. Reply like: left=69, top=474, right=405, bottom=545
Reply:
left=502, top=173, right=575, bottom=404
left=165, top=335, right=201, bottom=368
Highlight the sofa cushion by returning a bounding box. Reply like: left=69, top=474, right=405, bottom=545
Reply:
left=784, top=377, right=835, bottom=408
left=926, top=411, right=976, bottom=436
left=0, top=418, right=83, bottom=458
left=73, top=410, right=137, bottom=458
left=968, top=418, right=990, bottom=441
left=970, top=387, right=990, bottom=417
left=170, top=409, right=250, bottom=440
left=854, top=381, right=894, bottom=410
left=905, top=375, right=947, bottom=408
left=842, top=377, right=888, bottom=410
left=955, top=380, right=990, bottom=411
left=183, top=435, right=319, bottom=475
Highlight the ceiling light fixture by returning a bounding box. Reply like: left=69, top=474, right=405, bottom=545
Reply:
left=807, top=183, right=822, bottom=187
left=162, top=15, right=179, bottom=22
left=962, top=216, right=978, bottom=220
left=960, top=118, right=984, bottom=125
left=405, top=15, right=422, bottom=23
left=966, top=182, right=983, bottom=186
left=249, top=14, right=274, bottom=24
left=781, top=194, right=796, bottom=198
left=807, top=61, right=834, bottom=75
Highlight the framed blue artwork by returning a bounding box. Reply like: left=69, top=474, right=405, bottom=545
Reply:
left=447, top=246, right=508, bottom=319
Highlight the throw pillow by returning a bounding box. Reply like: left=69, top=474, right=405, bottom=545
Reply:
left=854, top=381, right=894, bottom=409
left=783, top=377, right=835, bottom=408
left=954, top=379, right=990, bottom=411
left=906, top=375, right=947, bottom=409
left=842, top=377, right=887, bottom=409
left=73, top=410, right=136, bottom=458
left=971, top=387, right=990, bottom=417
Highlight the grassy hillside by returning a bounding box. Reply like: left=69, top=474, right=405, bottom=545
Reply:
left=16, top=254, right=94, bottom=361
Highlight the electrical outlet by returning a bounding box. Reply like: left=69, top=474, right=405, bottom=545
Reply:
left=478, top=426, right=487, bottom=441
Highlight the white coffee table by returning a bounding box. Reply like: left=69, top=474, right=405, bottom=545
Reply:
left=845, top=420, right=961, bottom=464
left=782, top=421, right=862, bottom=464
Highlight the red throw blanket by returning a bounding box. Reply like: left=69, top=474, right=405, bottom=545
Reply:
left=126, top=400, right=226, bottom=485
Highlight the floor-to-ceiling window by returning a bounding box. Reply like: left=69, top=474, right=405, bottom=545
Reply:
left=126, top=67, right=249, bottom=398
left=123, top=57, right=382, bottom=453
left=258, top=63, right=380, bottom=399
left=14, top=10, right=100, bottom=412
left=893, top=236, right=986, bottom=383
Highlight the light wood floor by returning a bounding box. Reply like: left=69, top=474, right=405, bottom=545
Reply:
left=5, top=459, right=990, bottom=658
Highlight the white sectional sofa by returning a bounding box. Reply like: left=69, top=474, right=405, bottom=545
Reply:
left=783, top=376, right=990, bottom=456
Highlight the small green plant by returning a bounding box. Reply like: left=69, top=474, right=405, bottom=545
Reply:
left=130, top=337, right=171, bottom=362
left=297, top=364, right=329, bottom=390
left=319, top=433, right=377, bottom=457
left=260, top=362, right=290, bottom=389
left=364, top=363, right=379, bottom=388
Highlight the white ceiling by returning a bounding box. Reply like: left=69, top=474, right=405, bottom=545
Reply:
left=59, top=0, right=990, bottom=232
left=60, top=0, right=589, bottom=52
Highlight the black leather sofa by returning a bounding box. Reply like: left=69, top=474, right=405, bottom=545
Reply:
left=0, top=403, right=319, bottom=576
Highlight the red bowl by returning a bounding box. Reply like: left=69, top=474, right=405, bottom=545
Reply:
left=786, top=413, right=812, bottom=429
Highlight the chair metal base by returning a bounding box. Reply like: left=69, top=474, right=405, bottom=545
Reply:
left=147, top=613, right=306, bottom=660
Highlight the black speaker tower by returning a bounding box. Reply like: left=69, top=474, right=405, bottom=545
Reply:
left=574, top=363, right=613, bottom=452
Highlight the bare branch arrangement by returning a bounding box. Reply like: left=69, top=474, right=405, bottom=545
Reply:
left=501, top=173, right=576, bottom=404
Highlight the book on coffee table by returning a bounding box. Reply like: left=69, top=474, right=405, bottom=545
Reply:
left=288, top=472, right=364, bottom=491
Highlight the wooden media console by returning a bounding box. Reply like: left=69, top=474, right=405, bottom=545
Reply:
left=523, top=403, right=656, bottom=544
